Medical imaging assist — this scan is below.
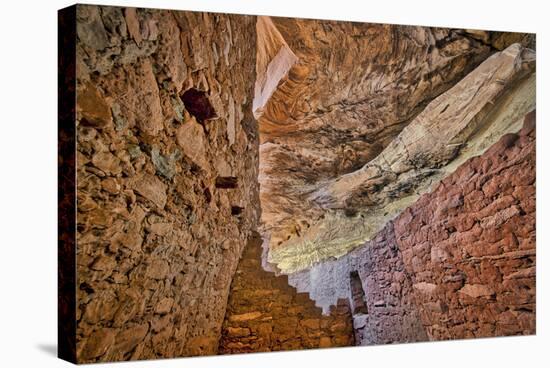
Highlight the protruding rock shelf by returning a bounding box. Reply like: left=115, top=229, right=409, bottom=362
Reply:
left=267, top=43, right=536, bottom=273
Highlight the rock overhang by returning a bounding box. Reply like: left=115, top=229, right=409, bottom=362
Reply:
left=255, top=17, right=536, bottom=274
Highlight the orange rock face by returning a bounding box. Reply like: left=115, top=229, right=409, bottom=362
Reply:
left=258, top=20, right=494, bottom=253
left=73, top=5, right=260, bottom=363
left=219, top=233, right=354, bottom=353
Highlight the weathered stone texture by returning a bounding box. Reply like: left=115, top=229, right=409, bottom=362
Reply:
left=257, top=18, right=534, bottom=270
left=289, top=113, right=535, bottom=344
left=75, top=5, right=259, bottom=363
left=351, top=224, right=429, bottom=344
left=219, top=233, right=354, bottom=353
left=289, top=221, right=429, bottom=345
left=267, top=41, right=536, bottom=273
left=68, top=7, right=535, bottom=360
left=395, top=112, right=536, bottom=339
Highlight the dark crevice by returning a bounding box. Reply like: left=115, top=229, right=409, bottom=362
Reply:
left=344, top=207, right=358, bottom=217
left=215, top=176, right=238, bottom=189
left=180, top=88, right=217, bottom=123
left=79, top=282, right=94, bottom=294
left=231, top=206, right=244, bottom=216
left=204, top=187, right=212, bottom=203
left=350, top=271, right=368, bottom=315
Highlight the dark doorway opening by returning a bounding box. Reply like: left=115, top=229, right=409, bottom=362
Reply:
left=350, top=271, right=368, bottom=314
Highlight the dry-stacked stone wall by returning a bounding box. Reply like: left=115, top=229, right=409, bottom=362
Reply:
left=219, top=233, right=355, bottom=353
left=395, top=112, right=536, bottom=339
left=350, top=223, right=429, bottom=344
left=74, top=5, right=259, bottom=362
left=289, top=112, right=536, bottom=344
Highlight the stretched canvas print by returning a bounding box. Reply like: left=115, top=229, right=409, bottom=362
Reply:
left=58, top=3, right=536, bottom=364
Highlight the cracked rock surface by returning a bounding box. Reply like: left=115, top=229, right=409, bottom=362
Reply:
left=69, top=4, right=536, bottom=360
left=265, top=41, right=536, bottom=273
left=289, top=112, right=536, bottom=343
left=255, top=17, right=535, bottom=273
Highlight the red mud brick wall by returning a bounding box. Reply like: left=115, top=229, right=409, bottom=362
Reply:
left=394, top=112, right=536, bottom=339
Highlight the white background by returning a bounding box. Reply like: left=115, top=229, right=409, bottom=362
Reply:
left=0, top=0, right=547, bottom=367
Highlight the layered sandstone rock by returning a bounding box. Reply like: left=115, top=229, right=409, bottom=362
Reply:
left=260, top=19, right=536, bottom=345
left=253, top=18, right=535, bottom=345
left=254, top=16, right=298, bottom=118
left=219, top=233, right=354, bottom=353
left=268, top=42, right=536, bottom=273
left=257, top=19, right=511, bottom=267
left=75, top=5, right=259, bottom=363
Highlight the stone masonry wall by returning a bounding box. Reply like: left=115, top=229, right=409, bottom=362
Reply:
left=75, top=5, right=259, bottom=363
left=394, top=111, right=536, bottom=339
left=290, top=221, right=430, bottom=345
left=349, top=224, right=430, bottom=344
left=289, top=112, right=536, bottom=344
left=219, top=233, right=355, bottom=353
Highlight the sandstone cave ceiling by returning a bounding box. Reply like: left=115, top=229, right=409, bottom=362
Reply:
left=254, top=16, right=536, bottom=273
